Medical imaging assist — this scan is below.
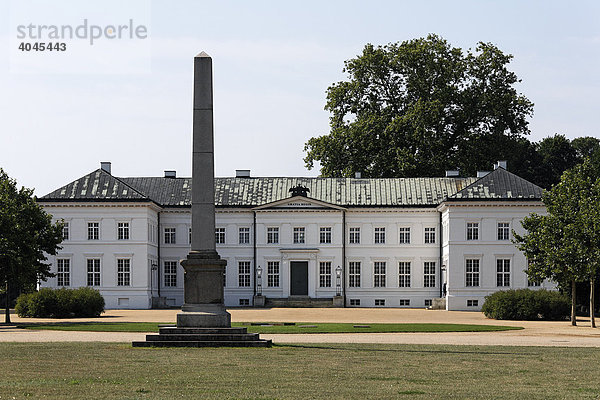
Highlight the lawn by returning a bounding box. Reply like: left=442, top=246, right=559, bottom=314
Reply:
left=0, top=342, right=598, bottom=399
left=19, top=321, right=522, bottom=333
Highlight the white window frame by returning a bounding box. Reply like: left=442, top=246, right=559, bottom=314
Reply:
left=374, top=227, right=386, bottom=244
left=56, top=258, right=70, bottom=287
left=215, top=227, right=226, bottom=244
left=86, top=258, right=101, bottom=286
left=267, top=261, right=280, bottom=287
left=238, top=227, right=250, bottom=244
left=238, top=261, right=251, bottom=287
left=87, top=222, right=99, bottom=240
left=466, top=222, right=479, bottom=241
left=348, top=261, right=361, bottom=288
left=424, top=227, right=436, bottom=244
left=164, top=227, right=176, bottom=244
left=117, top=222, right=130, bottom=240
left=293, top=227, right=305, bottom=244
left=398, top=227, right=411, bottom=244
left=319, top=261, right=332, bottom=288
left=374, top=261, right=386, bottom=287
left=497, top=222, right=510, bottom=241
left=267, top=227, right=279, bottom=244
left=465, top=259, right=480, bottom=287
left=62, top=222, right=70, bottom=241
left=164, top=260, right=178, bottom=287
left=319, top=227, right=332, bottom=244
left=117, top=258, right=131, bottom=286
left=398, top=261, right=411, bottom=288
left=424, top=261, right=436, bottom=288
left=496, top=258, right=511, bottom=287
left=349, top=227, right=360, bottom=244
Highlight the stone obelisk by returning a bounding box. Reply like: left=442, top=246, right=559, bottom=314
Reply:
left=177, top=52, right=230, bottom=328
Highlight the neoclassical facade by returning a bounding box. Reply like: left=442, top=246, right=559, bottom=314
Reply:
left=38, top=162, right=551, bottom=310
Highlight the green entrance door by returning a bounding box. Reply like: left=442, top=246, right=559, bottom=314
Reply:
left=290, top=261, right=308, bottom=296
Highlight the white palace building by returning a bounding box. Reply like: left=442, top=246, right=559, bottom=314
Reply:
left=38, top=161, right=551, bottom=311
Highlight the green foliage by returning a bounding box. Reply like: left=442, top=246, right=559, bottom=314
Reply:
left=304, top=34, right=534, bottom=178
left=15, top=287, right=105, bottom=318
left=482, top=289, right=570, bottom=320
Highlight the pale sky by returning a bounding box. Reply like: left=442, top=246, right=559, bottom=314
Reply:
left=1, top=0, right=599, bottom=196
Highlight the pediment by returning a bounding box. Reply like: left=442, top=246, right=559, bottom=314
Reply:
left=253, top=196, right=345, bottom=211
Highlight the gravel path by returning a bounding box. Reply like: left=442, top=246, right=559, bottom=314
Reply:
left=2, top=308, right=599, bottom=347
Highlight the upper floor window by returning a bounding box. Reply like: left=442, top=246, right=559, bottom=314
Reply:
left=497, top=222, right=510, bottom=240
left=164, top=227, right=176, bottom=244
left=267, top=227, right=279, bottom=244
left=374, top=261, right=386, bottom=287
left=374, top=227, right=386, bottom=244
left=215, top=227, right=225, bottom=244
left=87, top=222, right=99, bottom=240
left=349, top=227, right=360, bottom=244
left=118, top=222, right=130, bottom=240
left=399, top=227, right=411, bottom=244
left=424, top=227, right=436, bottom=244
left=465, top=259, right=480, bottom=287
left=57, top=258, right=70, bottom=286
left=293, top=227, right=305, bottom=244
left=239, top=227, right=250, bottom=244
left=320, top=227, right=332, bottom=244
left=424, top=261, right=436, bottom=288
left=62, top=222, right=69, bottom=241
left=398, top=262, right=411, bottom=288
left=466, top=222, right=479, bottom=241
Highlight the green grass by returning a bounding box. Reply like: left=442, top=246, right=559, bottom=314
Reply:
left=0, top=342, right=598, bottom=399
left=19, top=321, right=522, bottom=333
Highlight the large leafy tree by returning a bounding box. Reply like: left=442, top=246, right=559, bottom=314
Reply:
left=0, top=169, right=63, bottom=323
left=515, top=159, right=600, bottom=327
left=304, top=34, right=534, bottom=178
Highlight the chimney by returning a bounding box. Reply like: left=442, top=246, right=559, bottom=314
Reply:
left=354, top=172, right=362, bottom=179
left=445, top=170, right=459, bottom=177
left=477, top=171, right=490, bottom=178
left=100, top=162, right=111, bottom=174
left=494, top=160, right=507, bottom=170
left=164, top=170, right=176, bottom=178
left=236, top=169, right=251, bottom=178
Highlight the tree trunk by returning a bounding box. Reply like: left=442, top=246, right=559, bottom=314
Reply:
left=4, top=280, right=10, bottom=324
left=571, top=280, right=577, bottom=326
left=591, top=278, right=596, bottom=329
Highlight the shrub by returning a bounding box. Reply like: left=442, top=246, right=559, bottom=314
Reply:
left=15, top=288, right=105, bottom=318
left=482, top=289, right=570, bottom=320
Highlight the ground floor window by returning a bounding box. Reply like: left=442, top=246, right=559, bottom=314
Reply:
left=467, top=299, right=479, bottom=307
left=399, top=299, right=410, bottom=306
left=57, top=258, right=70, bottom=287
left=319, top=262, right=332, bottom=287
left=465, top=259, right=480, bottom=287
left=238, top=261, right=251, bottom=287
left=164, top=261, right=178, bottom=287
left=239, top=299, right=250, bottom=306
left=117, top=259, right=131, bottom=286
left=374, top=299, right=385, bottom=306
left=527, top=279, right=541, bottom=287
left=424, top=261, right=436, bottom=287
left=374, top=262, right=386, bottom=287
left=398, top=262, right=411, bottom=287
left=267, top=261, right=280, bottom=287
left=349, top=299, right=360, bottom=306
left=424, top=299, right=432, bottom=307
left=348, top=262, right=361, bottom=287
left=496, top=259, right=511, bottom=287
left=86, top=258, right=100, bottom=286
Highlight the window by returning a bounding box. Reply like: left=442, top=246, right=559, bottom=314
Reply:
left=319, top=262, right=332, bottom=287
left=118, top=222, right=130, bottom=240
left=349, top=227, right=360, bottom=244
left=293, top=227, right=305, bottom=244
left=496, top=259, right=510, bottom=287
left=398, top=262, right=411, bottom=288
left=238, top=261, right=251, bottom=287
left=466, top=259, right=480, bottom=287
left=62, top=222, right=69, bottom=240
left=189, top=228, right=192, bottom=244
left=467, top=299, right=479, bottom=307
left=374, top=227, right=386, bottom=244
left=57, top=259, right=70, bottom=286
left=87, top=222, right=99, bottom=240
left=497, top=222, right=510, bottom=240
left=424, top=262, right=436, bottom=288
left=375, top=299, right=385, bottom=306
left=424, top=299, right=432, bottom=307
left=374, top=261, right=386, bottom=287
left=466, top=222, right=479, bottom=240
left=267, top=227, right=279, bottom=244
left=164, top=261, right=178, bottom=287
left=267, top=261, right=280, bottom=287
left=223, top=264, right=226, bottom=287
left=398, top=227, right=411, bottom=244
left=424, top=227, right=436, bottom=244
left=239, top=227, right=250, bottom=244
left=349, top=299, right=361, bottom=306
left=528, top=279, right=541, bottom=287
left=239, top=299, right=250, bottom=306
left=319, top=227, right=332, bottom=244
left=399, top=299, right=410, bottom=306
left=215, top=228, right=225, bottom=244
left=86, top=258, right=100, bottom=286
left=117, top=259, right=131, bottom=286
left=349, top=262, right=361, bottom=287
left=164, top=227, right=176, bottom=244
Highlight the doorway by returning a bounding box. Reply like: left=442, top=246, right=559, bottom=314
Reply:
left=290, top=261, right=308, bottom=296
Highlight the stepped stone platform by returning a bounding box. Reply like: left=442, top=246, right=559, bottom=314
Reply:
left=265, top=296, right=335, bottom=308
left=132, top=326, right=272, bottom=348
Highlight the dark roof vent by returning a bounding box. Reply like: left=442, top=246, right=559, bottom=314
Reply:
left=164, top=170, right=176, bottom=178
left=236, top=169, right=251, bottom=178
left=100, top=162, right=111, bottom=174
left=289, top=185, right=310, bottom=197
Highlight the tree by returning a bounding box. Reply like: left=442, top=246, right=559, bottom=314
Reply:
left=534, top=134, right=578, bottom=189
left=571, top=136, right=600, bottom=161
left=0, top=169, right=63, bottom=324
left=514, top=159, right=600, bottom=327
left=304, top=34, right=534, bottom=178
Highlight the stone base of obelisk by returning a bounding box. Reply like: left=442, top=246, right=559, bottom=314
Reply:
left=177, top=305, right=231, bottom=328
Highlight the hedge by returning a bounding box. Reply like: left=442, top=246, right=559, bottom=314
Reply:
left=15, top=287, right=105, bottom=318
left=481, top=289, right=570, bottom=320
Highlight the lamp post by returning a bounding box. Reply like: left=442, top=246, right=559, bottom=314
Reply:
left=335, top=265, right=342, bottom=296
left=256, top=265, right=263, bottom=296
